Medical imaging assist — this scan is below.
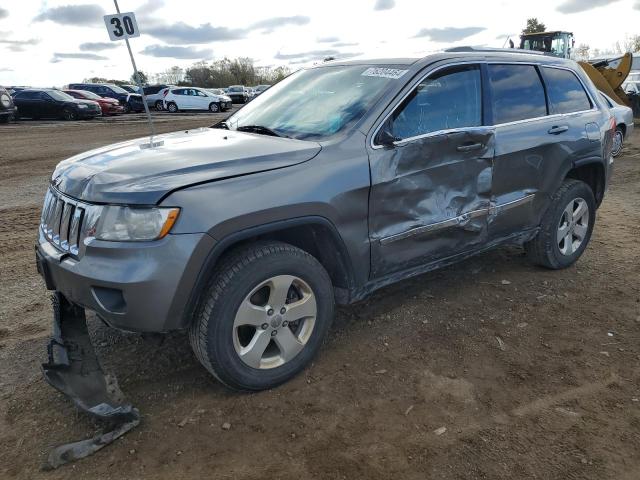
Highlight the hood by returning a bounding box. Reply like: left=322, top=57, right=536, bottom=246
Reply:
left=52, top=127, right=321, bottom=204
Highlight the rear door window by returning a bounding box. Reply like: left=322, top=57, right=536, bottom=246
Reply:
left=389, top=64, right=482, bottom=141
left=488, top=64, right=547, bottom=124
left=542, top=67, right=592, bottom=114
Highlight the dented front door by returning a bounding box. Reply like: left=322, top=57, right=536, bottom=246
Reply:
left=368, top=128, right=495, bottom=277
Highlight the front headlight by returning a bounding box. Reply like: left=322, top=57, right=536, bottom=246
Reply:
left=78, top=104, right=88, bottom=109
left=95, top=206, right=180, bottom=241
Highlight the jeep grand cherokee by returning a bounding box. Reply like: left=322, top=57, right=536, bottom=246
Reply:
left=37, top=49, right=615, bottom=396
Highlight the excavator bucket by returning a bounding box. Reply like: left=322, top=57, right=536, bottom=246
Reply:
left=579, top=52, right=632, bottom=107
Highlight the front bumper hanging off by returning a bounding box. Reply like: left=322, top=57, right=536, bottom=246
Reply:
left=41, top=292, right=140, bottom=470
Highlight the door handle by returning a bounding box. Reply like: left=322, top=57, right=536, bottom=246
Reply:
left=548, top=125, right=569, bottom=135
left=456, top=142, right=483, bottom=152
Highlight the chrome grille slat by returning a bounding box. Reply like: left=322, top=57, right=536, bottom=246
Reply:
left=40, top=188, right=89, bottom=257
left=51, top=199, right=64, bottom=244
left=59, top=203, right=75, bottom=250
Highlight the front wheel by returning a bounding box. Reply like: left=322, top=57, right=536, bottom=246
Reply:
left=525, top=179, right=596, bottom=269
left=611, top=127, right=624, bottom=157
left=155, top=100, right=164, bottom=111
left=209, top=102, right=220, bottom=113
left=189, top=242, right=334, bottom=391
left=62, top=108, right=76, bottom=121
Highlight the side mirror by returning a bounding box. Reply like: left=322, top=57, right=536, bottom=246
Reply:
left=376, top=122, right=397, bottom=147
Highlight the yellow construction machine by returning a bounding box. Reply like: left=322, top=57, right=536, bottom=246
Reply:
left=519, top=31, right=633, bottom=107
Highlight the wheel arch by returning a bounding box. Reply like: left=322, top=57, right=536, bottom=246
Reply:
left=564, top=158, right=606, bottom=207
left=181, top=216, right=356, bottom=328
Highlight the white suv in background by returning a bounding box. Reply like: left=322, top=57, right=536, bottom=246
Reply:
left=164, top=87, right=233, bottom=113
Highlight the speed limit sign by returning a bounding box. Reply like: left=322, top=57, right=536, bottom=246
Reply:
left=103, top=12, right=140, bottom=41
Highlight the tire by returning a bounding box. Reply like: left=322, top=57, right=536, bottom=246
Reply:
left=525, top=179, right=596, bottom=269
left=155, top=100, right=164, bottom=111
left=209, top=102, right=220, bottom=113
left=167, top=102, right=178, bottom=113
left=611, top=127, right=624, bottom=157
left=189, top=241, right=335, bottom=391
left=62, top=108, right=76, bottom=121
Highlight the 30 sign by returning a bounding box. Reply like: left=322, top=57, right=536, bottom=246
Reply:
left=103, top=12, right=140, bottom=41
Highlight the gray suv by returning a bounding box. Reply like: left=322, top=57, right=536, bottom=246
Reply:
left=36, top=50, right=615, bottom=394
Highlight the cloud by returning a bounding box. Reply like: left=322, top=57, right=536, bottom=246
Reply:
left=635, top=0, right=640, bottom=9
left=146, top=22, right=245, bottom=44
left=0, top=67, right=14, bottom=72
left=332, top=41, right=359, bottom=48
left=140, top=44, right=213, bottom=59
left=34, top=4, right=105, bottom=26
left=79, top=42, right=118, bottom=51
left=318, top=36, right=340, bottom=43
left=556, top=0, right=622, bottom=13
left=0, top=7, right=8, bottom=19
left=249, top=15, right=310, bottom=33
left=374, top=0, right=396, bottom=10
left=51, top=52, right=108, bottom=63
left=0, top=37, right=40, bottom=52
left=413, top=26, right=486, bottom=42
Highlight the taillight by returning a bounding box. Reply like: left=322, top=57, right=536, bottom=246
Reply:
left=163, top=90, right=169, bottom=97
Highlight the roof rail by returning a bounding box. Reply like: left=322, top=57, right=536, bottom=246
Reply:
left=444, top=46, right=545, bottom=55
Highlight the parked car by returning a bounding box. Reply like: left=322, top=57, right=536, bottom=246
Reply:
left=245, top=87, right=256, bottom=101
left=226, top=85, right=249, bottom=103
left=143, top=84, right=173, bottom=110
left=163, top=87, right=232, bottom=113
left=623, top=81, right=640, bottom=95
left=67, top=83, right=144, bottom=113
left=253, top=84, right=271, bottom=96
left=37, top=50, right=615, bottom=400
left=205, top=88, right=232, bottom=105
left=13, top=88, right=101, bottom=120
left=63, top=89, right=124, bottom=116
left=0, top=86, right=17, bottom=123
left=599, top=91, right=634, bottom=157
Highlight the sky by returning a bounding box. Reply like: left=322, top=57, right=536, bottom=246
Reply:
left=1, top=0, right=639, bottom=86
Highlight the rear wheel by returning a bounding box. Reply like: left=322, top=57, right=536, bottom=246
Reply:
left=525, top=179, right=595, bottom=269
left=189, top=242, right=334, bottom=391
left=209, top=102, right=220, bottom=113
left=155, top=100, right=164, bottom=111
left=167, top=102, right=178, bottom=113
left=611, top=127, right=624, bottom=157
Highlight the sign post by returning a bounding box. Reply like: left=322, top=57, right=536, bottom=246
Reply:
left=104, top=0, right=158, bottom=147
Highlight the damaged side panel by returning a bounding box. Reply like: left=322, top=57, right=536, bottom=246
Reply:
left=368, top=128, right=495, bottom=278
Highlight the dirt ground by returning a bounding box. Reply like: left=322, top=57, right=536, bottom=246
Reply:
left=1, top=113, right=639, bottom=480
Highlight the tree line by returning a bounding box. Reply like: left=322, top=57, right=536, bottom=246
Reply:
left=84, top=57, right=291, bottom=88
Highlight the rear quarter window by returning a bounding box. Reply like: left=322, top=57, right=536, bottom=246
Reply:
left=542, top=67, right=592, bottom=114
left=488, top=64, right=547, bottom=124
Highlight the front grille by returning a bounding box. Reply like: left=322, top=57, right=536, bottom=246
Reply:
left=40, top=189, right=88, bottom=256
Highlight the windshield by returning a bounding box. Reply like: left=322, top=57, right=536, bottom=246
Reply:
left=77, top=90, right=101, bottom=99
left=108, top=84, right=128, bottom=94
left=228, top=86, right=243, bottom=92
left=224, top=65, right=400, bottom=140
left=48, top=90, right=75, bottom=101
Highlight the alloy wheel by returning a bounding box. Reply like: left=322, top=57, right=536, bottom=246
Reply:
left=557, top=197, right=589, bottom=256
left=232, top=275, right=317, bottom=369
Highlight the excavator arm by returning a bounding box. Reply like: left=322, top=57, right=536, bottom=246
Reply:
left=579, top=52, right=632, bottom=107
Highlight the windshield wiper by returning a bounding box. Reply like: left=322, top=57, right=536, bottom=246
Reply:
left=236, top=125, right=289, bottom=138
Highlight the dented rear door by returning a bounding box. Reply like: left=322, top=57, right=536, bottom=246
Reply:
left=367, top=63, right=494, bottom=278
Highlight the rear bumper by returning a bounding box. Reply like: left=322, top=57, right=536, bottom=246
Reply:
left=36, top=229, right=216, bottom=332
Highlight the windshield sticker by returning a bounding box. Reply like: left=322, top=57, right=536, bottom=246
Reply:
left=361, top=67, right=408, bottom=79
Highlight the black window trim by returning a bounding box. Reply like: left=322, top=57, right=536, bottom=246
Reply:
left=371, top=60, right=487, bottom=149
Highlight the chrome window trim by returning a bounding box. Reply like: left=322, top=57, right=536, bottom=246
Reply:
left=370, top=60, right=600, bottom=150
left=379, top=193, right=536, bottom=245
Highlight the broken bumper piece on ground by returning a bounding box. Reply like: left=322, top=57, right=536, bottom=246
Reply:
left=41, top=292, right=140, bottom=470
